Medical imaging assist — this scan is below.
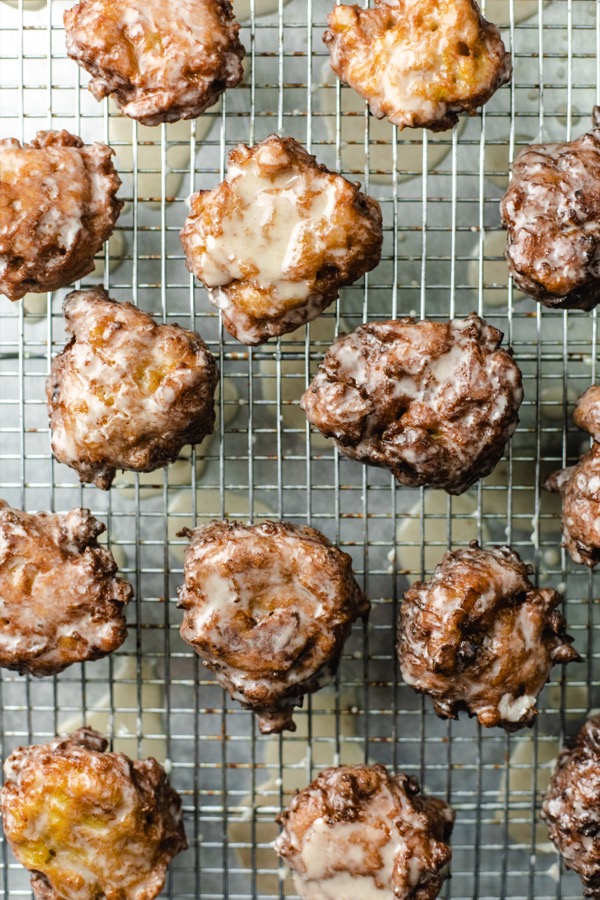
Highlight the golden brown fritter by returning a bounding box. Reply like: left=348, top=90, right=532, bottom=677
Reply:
left=274, top=764, right=455, bottom=900
left=545, top=385, right=600, bottom=567
left=47, top=288, right=219, bottom=490
left=0, top=130, right=122, bottom=301
left=180, top=135, right=383, bottom=345
left=398, top=543, right=580, bottom=731
left=64, top=0, right=244, bottom=125
left=542, top=715, right=600, bottom=898
left=0, top=502, right=131, bottom=677
left=501, top=109, right=600, bottom=310
left=0, top=728, right=187, bottom=900
left=178, top=520, right=369, bottom=733
left=575, top=385, right=600, bottom=440
left=300, top=314, right=523, bottom=495
left=324, top=0, right=512, bottom=132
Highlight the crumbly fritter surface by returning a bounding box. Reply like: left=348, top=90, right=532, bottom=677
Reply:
left=0, top=728, right=187, bottom=900
left=64, top=0, right=244, bottom=125
left=0, top=502, right=131, bottom=677
left=501, top=109, right=600, bottom=310
left=0, top=130, right=122, bottom=301
left=324, top=0, right=512, bottom=132
left=542, top=715, right=600, bottom=898
left=47, top=288, right=219, bottom=490
left=300, top=313, right=523, bottom=495
left=398, top=542, right=580, bottom=730
left=545, top=385, right=600, bottom=567
left=274, top=764, right=455, bottom=900
left=181, top=135, right=383, bottom=345
left=177, top=520, right=369, bottom=733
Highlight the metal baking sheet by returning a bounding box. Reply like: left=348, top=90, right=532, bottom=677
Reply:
left=0, top=0, right=599, bottom=896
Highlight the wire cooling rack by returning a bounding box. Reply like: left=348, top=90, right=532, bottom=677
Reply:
left=1, top=0, right=600, bottom=897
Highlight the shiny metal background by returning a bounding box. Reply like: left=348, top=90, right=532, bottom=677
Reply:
left=0, top=0, right=599, bottom=896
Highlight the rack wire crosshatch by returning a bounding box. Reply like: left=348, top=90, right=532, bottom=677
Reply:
left=0, top=0, right=600, bottom=897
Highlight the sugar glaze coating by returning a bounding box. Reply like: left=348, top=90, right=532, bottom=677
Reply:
left=181, top=135, right=383, bottom=345
left=542, top=715, right=600, bottom=897
left=47, top=288, right=219, bottom=490
left=274, top=764, right=455, bottom=899
left=0, top=130, right=122, bottom=301
left=64, top=0, right=244, bottom=125
left=0, top=728, right=187, bottom=900
left=398, top=542, right=580, bottom=730
left=501, top=109, right=600, bottom=310
left=301, top=314, right=523, bottom=495
left=545, top=385, right=600, bottom=567
left=324, top=0, right=512, bottom=132
left=0, top=502, right=131, bottom=677
left=178, top=520, right=369, bottom=733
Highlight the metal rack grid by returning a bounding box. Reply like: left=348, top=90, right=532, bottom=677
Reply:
left=0, top=0, right=600, bottom=897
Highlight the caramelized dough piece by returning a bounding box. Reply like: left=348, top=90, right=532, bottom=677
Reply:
left=398, top=542, right=580, bottom=730
left=0, top=130, right=122, bottom=301
left=274, top=764, right=455, bottom=899
left=177, top=520, right=369, bottom=733
left=301, top=314, right=523, bottom=495
left=47, top=288, right=219, bottom=490
left=0, top=728, right=187, bottom=900
left=0, top=502, right=131, bottom=677
left=181, top=135, right=383, bottom=345
left=324, top=0, right=512, bottom=132
left=575, top=385, right=600, bottom=441
left=546, top=448, right=600, bottom=569
left=545, top=385, right=600, bottom=567
left=501, top=109, right=600, bottom=310
left=542, top=715, right=600, bottom=898
left=64, top=0, right=244, bottom=125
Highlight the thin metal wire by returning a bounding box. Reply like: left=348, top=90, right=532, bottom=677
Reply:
left=0, top=0, right=599, bottom=898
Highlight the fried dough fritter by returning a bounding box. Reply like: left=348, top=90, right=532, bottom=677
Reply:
left=398, top=542, right=580, bottom=731
left=0, top=502, right=131, bottom=677
left=324, top=0, right=512, bottom=132
left=0, top=728, right=187, bottom=900
left=64, top=0, right=244, bottom=125
left=300, top=313, right=523, bottom=495
left=542, top=715, right=600, bottom=898
left=575, top=385, right=600, bottom=441
left=177, top=520, right=369, bottom=733
left=545, top=385, right=600, bottom=567
left=47, top=288, right=219, bottom=490
left=501, top=109, right=600, bottom=310
left=0, top=130, right=122, bottom=301
left=274, top=764, right=455, bottom=900
left=181, top=135, right=383, bottom=345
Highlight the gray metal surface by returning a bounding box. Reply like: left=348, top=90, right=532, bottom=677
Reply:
left=0, top=0, right=599, bottom=896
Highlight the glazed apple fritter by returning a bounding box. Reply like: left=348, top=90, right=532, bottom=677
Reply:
left=324, top=0, right=512, bottom=132
left=0, top=501, right=131, bottom=677
left=64, top=0, right=245, bottom=125
left=542, top=715, right=600, bottom=898
left=398, top=542, right=580, bottom=731
left=0, top=130, right=122, bottom=301
left=47, top=288, right=219, bottom=490
left=178, top=520, right=369, bottom=733
left=300, top=314, right=523, bottom=495
left=501, top=109, right=600, bottom=310
left=0, top=728, right=187, bottom=900
left=545, top=385, right=600, bottom=567
left=274, top=764, right=455, bottom=900
left=181, top=135, right=383, bottom=345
